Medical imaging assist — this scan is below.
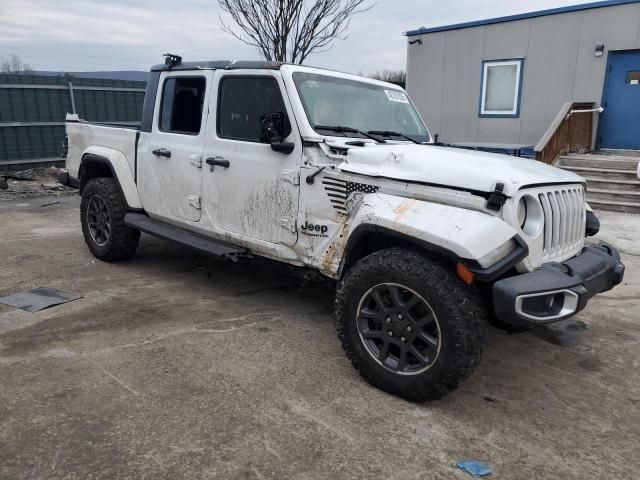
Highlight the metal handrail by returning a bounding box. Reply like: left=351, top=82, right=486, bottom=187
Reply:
left=566, top=106, right=604, bottom=119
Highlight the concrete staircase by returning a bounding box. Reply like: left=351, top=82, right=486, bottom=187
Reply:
left=556, top=150, right=640, bottom=214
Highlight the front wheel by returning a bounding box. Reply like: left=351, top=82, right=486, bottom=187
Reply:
left=80, top=177, right=139, bottom=261
left=335, top=248, right=487, bottom=402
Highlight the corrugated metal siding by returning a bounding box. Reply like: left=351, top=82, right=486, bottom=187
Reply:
left=406, top=2, right=640, bottom=146
left=0, top=125, right=65, bottom=162
left=0, top=84, right=71, bottom=123
left=0, top=74, right=145, bottom=167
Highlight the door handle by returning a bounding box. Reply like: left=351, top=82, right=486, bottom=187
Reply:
left=152, top=148, right=171, bottom=158
left=205, top=157, right=230, bottom=170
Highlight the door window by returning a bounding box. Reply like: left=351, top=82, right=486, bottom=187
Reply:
left=217, top=76, right=291, bottom=142
left=159, top=76, right=206, bottom=135
left=626, top=71, right=640, bottom=85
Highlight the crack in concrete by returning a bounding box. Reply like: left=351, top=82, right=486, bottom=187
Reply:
left=52, top=331, right=141, bottom=396
left=86, top=357, right=141, bottom=396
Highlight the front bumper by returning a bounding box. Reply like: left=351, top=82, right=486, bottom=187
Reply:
left=493, top=243, right=625, bottom=326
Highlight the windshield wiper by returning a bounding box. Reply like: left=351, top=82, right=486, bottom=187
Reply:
left=367, top=130, right=423, bottom=145
left=314, top=125, right=386, bottom=143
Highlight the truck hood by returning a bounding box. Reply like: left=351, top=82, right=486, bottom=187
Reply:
left=340, top=144, right=585, bottom=196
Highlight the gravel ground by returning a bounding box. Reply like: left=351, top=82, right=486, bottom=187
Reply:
left=0, top=167, right=76, bottom=201
left=0, top=195, right=638, bottom=480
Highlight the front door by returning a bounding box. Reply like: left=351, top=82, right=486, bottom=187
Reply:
left=138, top=71, right=213, bottom=222
left=599, top=50, right=640, bottom=149
left=201, top=71, right=301, bottom=246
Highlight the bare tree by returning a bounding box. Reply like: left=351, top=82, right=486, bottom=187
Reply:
left=217, top=0, right=372, bottom=64
left=1, top=54, right=33, bottom=74
left=369, top=69, right=406, bottom=85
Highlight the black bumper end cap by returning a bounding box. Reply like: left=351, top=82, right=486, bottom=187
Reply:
left=492, top=243, right=625, bottom=326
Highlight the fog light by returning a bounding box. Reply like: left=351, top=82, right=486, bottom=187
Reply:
left=515, top=290, right=579, bottom=321
left=544, top=292, right=565, bottom=316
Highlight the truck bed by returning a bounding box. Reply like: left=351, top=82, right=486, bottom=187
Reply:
left=65, top=113, right=139, bottom=183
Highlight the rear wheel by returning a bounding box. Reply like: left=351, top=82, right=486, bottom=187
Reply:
left=80, top=177, right=139, bottom=261
left=336, top=248, right=486, bottom=402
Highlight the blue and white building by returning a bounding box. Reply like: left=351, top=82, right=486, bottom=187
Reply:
left=405, top=0, right=640, bottom=151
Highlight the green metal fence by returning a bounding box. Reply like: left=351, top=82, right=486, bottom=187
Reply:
left=0, top=74, right=146, bottom=170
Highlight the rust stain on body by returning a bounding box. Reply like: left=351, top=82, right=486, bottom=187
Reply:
left=393, top=199, right=416, bottom=223
left=321, top=224, right=350, bottom=275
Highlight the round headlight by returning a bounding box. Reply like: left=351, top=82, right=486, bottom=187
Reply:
left=517, top=197, right=527, bottom=228
left=517, top=195, right=543, bottom=237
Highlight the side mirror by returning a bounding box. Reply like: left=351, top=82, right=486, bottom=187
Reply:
left=261, top=112, right=285, bottom=144
left=261, top=112, right=294, bottom=154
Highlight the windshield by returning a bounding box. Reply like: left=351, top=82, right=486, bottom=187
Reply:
left=293, top=72, right=430, bottom=143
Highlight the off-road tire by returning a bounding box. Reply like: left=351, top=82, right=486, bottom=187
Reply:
left=335, top=248, right=487, bottom=402
left=80, top=177, right=139, bottom=261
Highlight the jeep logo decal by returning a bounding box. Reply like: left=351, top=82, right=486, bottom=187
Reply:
left=301, top=221, right=329, bottom=238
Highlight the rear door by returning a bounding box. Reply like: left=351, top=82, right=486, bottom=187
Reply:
left=137, top=71, right=213, bottom=222
left=200, top=71, right=301, bottom=246
left=599, top=50, right=640, bottom=149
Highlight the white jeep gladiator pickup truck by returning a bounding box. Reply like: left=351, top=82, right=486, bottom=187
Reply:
left=65, top=55, right=625, bottom=401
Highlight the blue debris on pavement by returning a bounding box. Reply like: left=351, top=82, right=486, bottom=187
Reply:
left=455, top=460, right=492, bottom=477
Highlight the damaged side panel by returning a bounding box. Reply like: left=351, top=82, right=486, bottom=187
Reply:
left=296, top=181, right=517, bottom=277
left=295, top=164, right=350, bottom=276
left=348, top=193, right=517, bottom=262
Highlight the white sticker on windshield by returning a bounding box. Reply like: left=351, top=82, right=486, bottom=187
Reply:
left=385, top=90, right=409, bottom=104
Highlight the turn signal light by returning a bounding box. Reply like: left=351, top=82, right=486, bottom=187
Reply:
left=456, top=262, right=475, bottom=285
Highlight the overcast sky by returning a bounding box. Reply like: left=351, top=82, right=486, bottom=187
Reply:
left=0, top=0, right=604, bottom=74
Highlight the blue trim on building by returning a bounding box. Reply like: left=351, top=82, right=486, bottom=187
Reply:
left=406, top=0, right=640, bottom=36
left=453, top=145, right=536, bottom=158
left=478, top=58, right=525, bottom=118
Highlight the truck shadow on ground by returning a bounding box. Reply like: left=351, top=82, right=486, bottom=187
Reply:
left=131, top=236, right=594, bottom=361
left=0, top=232, right=597, bottom=399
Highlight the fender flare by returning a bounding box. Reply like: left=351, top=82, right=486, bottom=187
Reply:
left=344, top=223, right=464, bottom=264
left=329, top=194, right=521, bottom=278
left=341, top=223, right=528, bottom=281
left=79, top=147, right=142, bottom=210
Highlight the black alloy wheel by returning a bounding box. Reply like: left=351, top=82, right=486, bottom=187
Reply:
left=86, top=194, right=111, bottom=246
left=356, top=283, right=441, bottom=375
left=80, top=177, right=139, bottom=261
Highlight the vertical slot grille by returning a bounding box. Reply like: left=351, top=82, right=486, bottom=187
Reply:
left=538, top=187, right=585, bottom=260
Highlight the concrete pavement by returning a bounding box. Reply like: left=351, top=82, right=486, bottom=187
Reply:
left=1, top=196, right=638, bottom=479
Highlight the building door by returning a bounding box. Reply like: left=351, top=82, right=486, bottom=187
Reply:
left=599, top=50, right=640, bottom=150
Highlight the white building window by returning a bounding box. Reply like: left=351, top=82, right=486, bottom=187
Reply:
left=480, top=59, right=524, bottom=117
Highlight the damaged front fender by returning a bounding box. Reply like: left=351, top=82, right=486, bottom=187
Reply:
left=321, top=193, right=518, bottom=276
